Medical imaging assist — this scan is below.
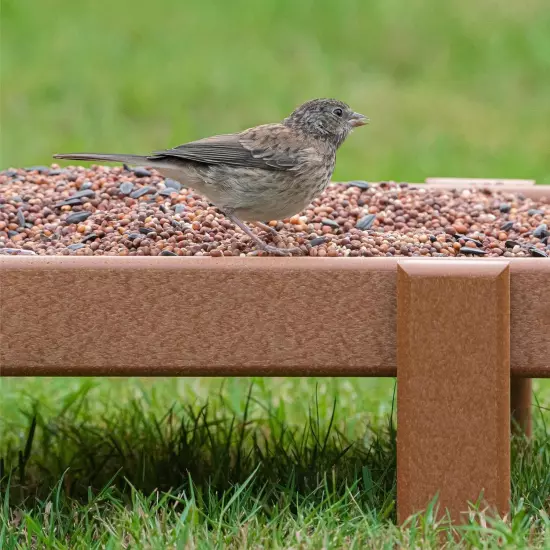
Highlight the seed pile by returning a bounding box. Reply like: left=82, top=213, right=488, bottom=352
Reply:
left=0, top=165, right=548, bottom=257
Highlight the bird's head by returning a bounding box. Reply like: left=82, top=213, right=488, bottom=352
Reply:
left=283, top=98, right=369, bottom=148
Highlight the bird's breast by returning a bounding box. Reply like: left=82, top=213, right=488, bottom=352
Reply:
left=179, top=160, right=334, bottom=222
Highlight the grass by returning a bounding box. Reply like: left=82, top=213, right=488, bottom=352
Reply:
left=1, top=378, right=550, bottom=548
left=2, top=0, right=550, bottom=183
left=2, top=0, right=550, bottom=546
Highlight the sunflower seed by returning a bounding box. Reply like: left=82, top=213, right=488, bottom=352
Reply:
left=0, top=247, right=36, bottom=255
left=130, top=186, right=153, bottom=199
left=67, top=243, right=85, bottom=251
left=164, top=178, right=182, bottom=190
left=460, top=247, right=487, bottom=256
left=160, top=250, right=177, bottom=256
left=499, top=203, right=511, bottom=213
left=65, top=211, right=91, bottom=224
left=133, top=168, right=151, bottom=178
left=533, top=224, right=548, bottom=239
left=528, top=247, right=547, bottom=257
left=54, top=197, right=82, bottom=208
left=55, top=198, right=83, bottom=208
left=356, top=214, right=376, bottom=230
left=309, top=237, right=327, bottom=246
left=81, top=233, right=98, bottom=243
left=461, top=236, right=483, bottom=247
left=500, top=221, right=514, bottom=231
left=16, top=208, right=25, bottom=227
left=72, top=189, right=96, bottom=199
left=321, top=218, right=340, bottom=229
left=347, top=180, right=370, bottom=190
left=119, top=181, right=134, bottom=195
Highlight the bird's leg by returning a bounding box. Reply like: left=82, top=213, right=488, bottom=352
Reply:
left=224, top=211, right=302, bottom=256
left=212, top=205, right=277, bottom=237
left=214, top=206, right=277, bottom=237
left=252, top=221, right=279, bottom=237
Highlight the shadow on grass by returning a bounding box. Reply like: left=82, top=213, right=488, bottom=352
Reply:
left=2, top=381, right=550, bottom=535
left=1, top=384, right=398, bottom=518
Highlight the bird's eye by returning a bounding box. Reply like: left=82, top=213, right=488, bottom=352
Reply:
left=333, top=108, right=343, bottom=117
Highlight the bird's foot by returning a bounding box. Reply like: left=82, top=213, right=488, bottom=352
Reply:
left=253, top=221, right=279, bottom=237
left=224, top=211, right=302, bottom=256
left=252, top=243, right=304, bottom=256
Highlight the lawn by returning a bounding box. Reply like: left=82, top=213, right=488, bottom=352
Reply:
left=2, top=0, right=550, bottom=547
left=1, top=377, right=550, bottom=547
left=2, top=0, right=550, bottom=183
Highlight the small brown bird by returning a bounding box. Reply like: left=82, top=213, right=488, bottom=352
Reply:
left=54, top=98, right=368, bottom=255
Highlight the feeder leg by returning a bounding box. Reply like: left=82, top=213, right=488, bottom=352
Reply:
left=511, top=377, right=532, bottom=437
left=396, top=260, right=510, bottom=524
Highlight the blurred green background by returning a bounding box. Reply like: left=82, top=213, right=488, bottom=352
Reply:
left=2, top=2, right=550, bottom=543
left=2, top=0, right=549, bottom=182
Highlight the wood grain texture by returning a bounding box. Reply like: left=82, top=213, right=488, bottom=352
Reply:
left=0, top=257, right=548, bottom=377
left=396, top=260, right=510, bottom=522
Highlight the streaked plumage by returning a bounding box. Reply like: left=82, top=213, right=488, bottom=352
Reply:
left=54, top=98, right=368, bottom=255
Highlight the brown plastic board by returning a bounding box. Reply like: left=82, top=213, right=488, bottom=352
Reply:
left=422, top=178, right=549, bottom=199
left=425, top=177, right=536, bottom=186
left=511, top=378, right=532, bottom=437
left=0, top=257, right=548, bottom=377
left=397, top=260, right=510, bottom=522
left=333, top=178, right=550, bottom=198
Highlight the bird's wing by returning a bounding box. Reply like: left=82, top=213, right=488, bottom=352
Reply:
left=149, top=124, right=319, bottom=171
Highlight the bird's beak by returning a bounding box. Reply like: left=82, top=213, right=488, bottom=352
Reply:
left=349, top=112, right=369, bottom=127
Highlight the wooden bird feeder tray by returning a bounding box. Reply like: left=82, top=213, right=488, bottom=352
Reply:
left=1, top=177, right=549, bottom=524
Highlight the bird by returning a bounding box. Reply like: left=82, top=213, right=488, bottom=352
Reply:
left=54, top=98, right=369, bottom=255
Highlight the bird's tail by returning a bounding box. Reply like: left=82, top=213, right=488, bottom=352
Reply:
left=53, top=153, right=151, bottom=166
